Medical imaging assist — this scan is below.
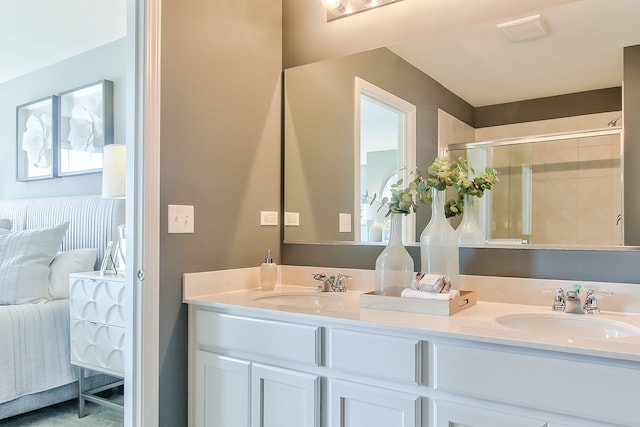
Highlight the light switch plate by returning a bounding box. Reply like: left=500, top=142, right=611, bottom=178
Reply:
left=168, top=204, right=194, bottom=233
left=339, top=213, right=351, bottom=233
left=260, top=211, right=279, bottom=226
left=284, top=212, right=300, bottom=226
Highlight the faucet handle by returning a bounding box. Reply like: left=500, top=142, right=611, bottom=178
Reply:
left=333, top=274, right=352, bottom=292
left=583, top=289, right=613, bottom=315
left=312, top=273, right=330, bottom=291
left=542, top=288, right=566, bottom=311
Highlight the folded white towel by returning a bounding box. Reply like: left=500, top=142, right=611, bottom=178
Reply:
left=410, top=273, right=446, bottom=292
left=401, top=288, right=460, bottom=301
left=441, top=277, right=452, bottom=292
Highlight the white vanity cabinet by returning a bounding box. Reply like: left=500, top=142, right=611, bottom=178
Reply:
left=190, top=307, right=321, bottom=427
left=432, top=341, right=640, bottom=427
left=188, top=302, right=640, bottom=427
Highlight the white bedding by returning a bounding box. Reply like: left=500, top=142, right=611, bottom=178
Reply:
left=0, top=299, right=76, bottom=404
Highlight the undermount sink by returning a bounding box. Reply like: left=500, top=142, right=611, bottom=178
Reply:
left=495, top=313, right=640, bottom=340
left=253, top=291, right=346, bottom=310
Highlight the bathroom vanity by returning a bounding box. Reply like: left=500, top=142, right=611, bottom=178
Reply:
left=184, top=268, right=640, bottom=427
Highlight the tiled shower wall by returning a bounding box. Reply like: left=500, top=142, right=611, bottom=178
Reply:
left=440, top=111, right=623, bottom=245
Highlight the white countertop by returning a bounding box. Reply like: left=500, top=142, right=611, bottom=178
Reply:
left=184, top=282, right=640, bottom=364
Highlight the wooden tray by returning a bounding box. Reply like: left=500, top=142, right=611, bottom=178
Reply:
left=359, top=290, right=477, bottom=316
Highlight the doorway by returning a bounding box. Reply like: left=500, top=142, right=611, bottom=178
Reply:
left=355, top=77, right=416, bottom=243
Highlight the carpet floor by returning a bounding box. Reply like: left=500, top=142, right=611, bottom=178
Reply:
left=0, top=396, right=123, bottom=426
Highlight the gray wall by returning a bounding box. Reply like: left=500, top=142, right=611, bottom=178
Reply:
left=474, top=87, right=621, bottom=127
left=284, top=47, right=472, bottom=242
left=0, top=39, right=127, bottom=199
left=158, top=0, right=282, bottom=425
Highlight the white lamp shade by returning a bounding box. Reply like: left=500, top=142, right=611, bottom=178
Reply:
left=102, top=144, right=126, bottom=199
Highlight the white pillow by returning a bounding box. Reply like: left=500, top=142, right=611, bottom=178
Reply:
left=0, top=219, right=11, bottom=230
left=0, top=222, right=69, bottom=305
left=48, top=248, right=98, bottom=299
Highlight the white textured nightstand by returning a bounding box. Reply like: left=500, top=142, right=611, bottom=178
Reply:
left=69, top=271, right=125, bottom=417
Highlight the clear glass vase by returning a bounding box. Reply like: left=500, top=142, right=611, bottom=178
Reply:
left=420, top=188, right=458, bottom=281
left=374, top=214, right=414, bottom=296
left=457, top=194, right=486, bottom=244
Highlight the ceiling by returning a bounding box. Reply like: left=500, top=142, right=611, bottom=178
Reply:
left=389, top=0, right=640, bottom=106
left=0, top=0, right=126, bottom=84
left=4, top=1, right=640, bottom=108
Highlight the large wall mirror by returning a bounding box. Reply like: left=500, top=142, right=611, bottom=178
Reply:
left=283, top=0, right=640, bottom=248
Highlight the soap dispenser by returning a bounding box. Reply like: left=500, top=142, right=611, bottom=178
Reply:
left=260, top=250, right=277, bottom=291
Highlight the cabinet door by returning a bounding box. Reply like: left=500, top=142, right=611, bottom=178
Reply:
left=195, top=351, right=250, bottom=427
left=329, top=379, right=420, bottom=427
left=435, top=401, right=546, bottom=427
left=251, top=363, right=320, bottom=427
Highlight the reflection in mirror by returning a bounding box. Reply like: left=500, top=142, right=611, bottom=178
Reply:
left=356, top=78, right=416, bottom=243
left=446, top=120, right=622, bottom=246
left=284, top=0, right=640, bottom=247
left=284, top=47, right=469, bottom=244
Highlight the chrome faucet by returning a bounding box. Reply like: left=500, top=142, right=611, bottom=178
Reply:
left=544, top=286, right=612, bottom=314
left=313, top=273, right=351, bottom=292
left=564, top=290, right=583, bottom=314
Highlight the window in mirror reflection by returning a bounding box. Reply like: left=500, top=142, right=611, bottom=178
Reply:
left=448, top=125, right=622, bottom=246
left=356, top=78, right=416, bottom=243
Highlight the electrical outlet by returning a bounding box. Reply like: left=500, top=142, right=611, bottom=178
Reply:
left=260, top=211, right=279, bottom=226
left=284, top=212, right=300, bottom=226
left=339, top=213, right=351, bottom=233
left=168, top=204, right=194, bottom=233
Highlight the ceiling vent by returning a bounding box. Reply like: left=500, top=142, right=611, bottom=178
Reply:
left=497, top=14, right=549, bottom=42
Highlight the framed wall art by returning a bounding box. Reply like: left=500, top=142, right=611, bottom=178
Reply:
left=58, top=80, right=114, bottom=176
left=16, top=96, right=58, bottom=181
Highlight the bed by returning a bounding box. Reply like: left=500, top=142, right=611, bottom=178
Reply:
left=0, top=194, right=125, bottom=420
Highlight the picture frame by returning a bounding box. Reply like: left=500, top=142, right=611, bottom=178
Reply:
left=58, top=80, right=114, bottom=176
left=16, top=96, right=58, bottom=181
left=100, top=240, right=118, bottom=275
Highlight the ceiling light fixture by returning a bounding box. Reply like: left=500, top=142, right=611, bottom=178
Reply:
left=324, top=0, right=404, bottom=22
left=322, top=0, right=343, bottom=9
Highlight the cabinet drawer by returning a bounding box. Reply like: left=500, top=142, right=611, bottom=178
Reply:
left=196, top=310, right=321, bottom=366
left=434, top=342, right=640, bottom=426
left=70, top=319, right=124, bottom=376
left=69, top=277, right=125, bottom=326
left=328, top=329, right=421, bottom=384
